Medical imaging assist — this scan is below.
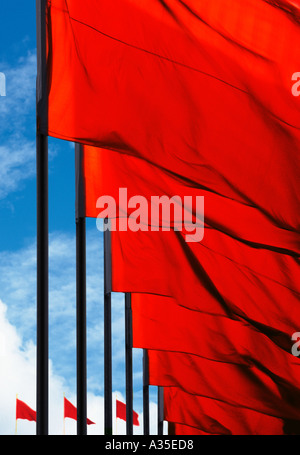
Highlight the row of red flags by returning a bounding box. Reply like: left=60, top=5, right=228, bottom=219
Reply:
left=16, top=397, right=139, bottom=427
left=39, top=0, right=300, bottom=435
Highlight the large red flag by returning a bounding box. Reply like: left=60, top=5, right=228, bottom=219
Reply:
left=16, top=398, right=36, bottom=422
left=112, top=227, right=300, bottom=347
left=163, top=387, right=292, bottom=435
left=46, top=1, right=300, bottom=243
left=64, top=397, right=95, bottom=425
left=131, top=293, right=300, bottom=389
left=84, top=145, right=299, bottom=257
left=46, top=1, right=300, bottom=219
left=116, top=399, right=140, bottom=426
left=147, top=349, right=300, bottom=422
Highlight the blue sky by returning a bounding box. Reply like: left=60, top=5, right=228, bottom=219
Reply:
left=0, top=1, right=158, bottom=435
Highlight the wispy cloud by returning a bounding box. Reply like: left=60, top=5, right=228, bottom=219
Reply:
left=0, top=52, right=36, bottom=199
left=0, top=51, right=36, bottom=134
left=0, top=52, right=59, bottom=199
left=0, top=138, right=35, bottom=198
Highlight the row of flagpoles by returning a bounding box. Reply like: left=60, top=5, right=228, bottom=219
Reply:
left=33, top=0, right=300, bottom=436
left=15, top=396, right=140, bottom=434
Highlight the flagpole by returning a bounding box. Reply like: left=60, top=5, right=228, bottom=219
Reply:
left=36, top=0, right=49, bottom=436
left=15, top=394, right=18, bottom=435
left=158, top=387, right=164, bottom=435
left=63, top=393, right=65, bottom=435
left=75, top=144, right=87, bottom=436
left=168, top=422, right=175, bottom=435
left=143, top=350, right=150, bottom=435
left=125, top=293, right=133, bottom=435
left=115, top=393, right=118, bottom=435
left=104, top=220, right=112, bottom=435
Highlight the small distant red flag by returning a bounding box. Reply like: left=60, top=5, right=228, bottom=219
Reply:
left=64, top=397, right=95, bottom=425
left=116, top=399, right=140, bottom=426
left=16, top=398, right=36, bottom=422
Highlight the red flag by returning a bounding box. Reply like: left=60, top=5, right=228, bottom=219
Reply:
left=148, top=349, right=300, bottom=421
left=64, top=397, right=95, bottom=425
left=16, top=398, right=36, bottom=422
left=46, top=1, right=300, bottom=214
left=46, top=1, right=300, bottom=248
left=131, top=293, right=300, bottom=389
left=112, top=227, right=300, bottom=344
left=163, top=387, right=291, bottom=435
left=84, top=145, right=300, bottom=257
left=116, top=399, right=140, bottom=426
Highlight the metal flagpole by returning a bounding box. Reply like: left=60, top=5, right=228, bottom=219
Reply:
left=15, top=394, right=18, bottom=435
left=168, top=422, right=175, bottom=435
left=63, top=393, right=66, bottom=435
left=36, top=0, right=49, bottom=436
left=158, top=386, right=164, bottom=435
left=125, top=293, right=133, bottom=435
left=104, top=220, right=113, bottom=435
left=75, top=144, right=87, bottom=435
left=143, top=350, right=150, bottom=435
